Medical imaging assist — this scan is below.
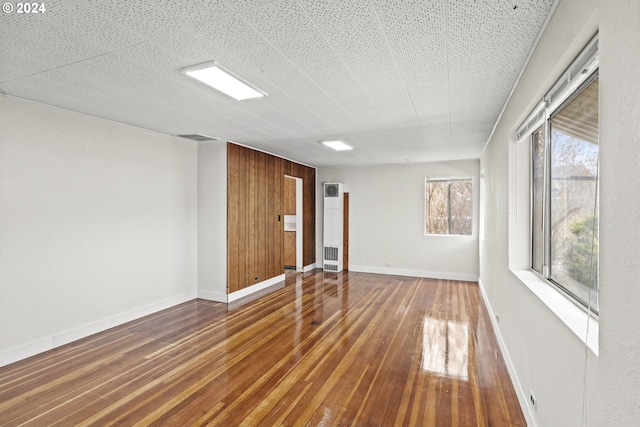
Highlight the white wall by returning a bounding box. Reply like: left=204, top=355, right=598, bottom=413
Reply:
left=0, top=96, right=198, bottom=366
left=481, top=0, right=640, bottom=425
left=197, top=142, right=228, bottom=302
left=597, top=1, right=640, bottom=425
left=317, top=160, right=479, bottom=281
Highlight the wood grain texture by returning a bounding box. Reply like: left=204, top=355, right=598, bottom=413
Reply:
left=227, top=143, right=315, bottom=292
left=227, top=143, right=240, bottom=293
left=344, top=192, right=349, bottom=271
left=0, top=272, right=525, bottom=426
left=284, top=176, right=296, bottom=216
left=269, top=156, right=284, bottom=279
left=284, top=231, right=296, bottom=267
left=248, top=147, right=258, bottom=285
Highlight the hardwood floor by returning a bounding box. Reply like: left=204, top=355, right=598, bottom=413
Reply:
left=0, top=271, right=525, bottom=426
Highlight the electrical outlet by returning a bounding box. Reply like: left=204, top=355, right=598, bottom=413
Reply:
left=529, top=391, right=537, bottom=411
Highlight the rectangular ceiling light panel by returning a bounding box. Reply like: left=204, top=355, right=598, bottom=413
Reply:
left=182, top=63, right=266, bottom=101
left=321, top=140, right=353, bottom=151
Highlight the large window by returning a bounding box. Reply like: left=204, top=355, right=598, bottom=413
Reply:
left=425, top=178, right=472, bottom=235
left=521, top=36, right=599, bottom=313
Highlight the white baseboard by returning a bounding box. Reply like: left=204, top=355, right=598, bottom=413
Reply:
left=478, top=278, right=537, bottom=427
left=348, top=265, right=477, bottom=282
left=227, top=274, right=285, bottom=303
left=0, top=291, right=196, bottom=368
left=303, top=263, right=317, bottom=273
left=197, top=289, right=228, bottom=303
left=201, top=268, right=311, bottom=304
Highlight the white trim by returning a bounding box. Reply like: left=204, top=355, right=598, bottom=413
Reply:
left=516, top=34, right=599, bottom=141
left=227, top=274, right=286, bottom=303
left=0, top=291, right=196, bottom=368
left=511, top=269, right=599, bottom=354
left=227, top=140, right=316, bottom=169
left=424, top=176, right=477, bottom=238
left=296, top=178, right=303, bottom=271
left=303, top=263, right=317, bottom=273
left=197, top=289, right=228, bottom=303
left=478, top=278, right=538, bottom=427
left=348, top=265, right=477, bottom=282
left=284, top=175, right=304, bottom=271
left=481, top=0, right=562, bottom=156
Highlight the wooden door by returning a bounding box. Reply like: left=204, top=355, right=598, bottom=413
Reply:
left=284, top=231, right=296, bottom=267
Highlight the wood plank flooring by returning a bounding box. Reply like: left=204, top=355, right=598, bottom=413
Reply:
left=0, top=271, right=525, bottom=426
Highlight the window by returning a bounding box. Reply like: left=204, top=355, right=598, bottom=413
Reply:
left=531, top=127, right=545, bottom=274
left=519, top=35, right=599, bottom=313
left=425, top=178, right=472, bottom=235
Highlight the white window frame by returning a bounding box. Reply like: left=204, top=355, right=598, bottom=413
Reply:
left=516, top=34, right=599, bottom=315
left=424, top=177, right=473, bottom=236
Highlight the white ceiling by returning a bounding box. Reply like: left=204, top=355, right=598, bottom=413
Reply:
left=0, top=0, right=555, bottom=167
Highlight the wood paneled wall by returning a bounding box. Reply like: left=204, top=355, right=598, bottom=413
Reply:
left=227, top=143, right=315, bottom=293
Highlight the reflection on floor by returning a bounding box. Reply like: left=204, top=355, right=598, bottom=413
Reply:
left=0, top=271, right=525, bottom=426
left=284, top=266, right=299, bottom=277
left=422, top=317, right=469, bottom=380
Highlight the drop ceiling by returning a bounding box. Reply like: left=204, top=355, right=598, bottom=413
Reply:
left=0, top=0, right=556, bottom=167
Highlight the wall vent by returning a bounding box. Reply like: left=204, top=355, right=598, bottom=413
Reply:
left=324, top=183, right=340, bottom=198
left=324, top=246, right=339, bottom=261
left=324, top=264, right=338, bottom=272
left=176, top=134, right=221, bottom=142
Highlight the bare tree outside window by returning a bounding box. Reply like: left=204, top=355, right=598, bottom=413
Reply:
left=425, top=179, right=472, bottom=235
left=425, top=181, right=449, bottom=234
left=549, top=77, right=599, bottom=309
left=528, top=75, right=599, bottom=312
left=518, top=36, right=599, bottom=314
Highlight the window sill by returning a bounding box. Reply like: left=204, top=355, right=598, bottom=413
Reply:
left=424, top=233, right=475, bottom=238
left=511, top=269, right=599, bottom=355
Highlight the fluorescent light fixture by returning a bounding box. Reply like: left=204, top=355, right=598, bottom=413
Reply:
left=321, top=140, right=353, bottom=151
left=182, top=62, right=266, bottom=101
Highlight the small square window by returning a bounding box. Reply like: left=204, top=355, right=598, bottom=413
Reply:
left=425, top=179, right=472, bottom=235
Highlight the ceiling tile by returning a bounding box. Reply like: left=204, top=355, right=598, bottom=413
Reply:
left=157, top=0, right=233, bottom=27
left=0, top=0, right=557, bottom=167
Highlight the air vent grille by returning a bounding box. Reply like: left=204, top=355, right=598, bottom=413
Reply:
left=176, top=134, right=221, bottom=142
left=324, top=246, right=339, bottom=261
left=325, top=183, right=339, bottom=197
left=324, top=264, right=338, bottom=272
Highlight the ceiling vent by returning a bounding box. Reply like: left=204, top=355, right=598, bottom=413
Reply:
left=176, top=134, right=221, bottom=142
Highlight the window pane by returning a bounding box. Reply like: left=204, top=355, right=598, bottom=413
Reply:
left=426, top=181, right=449, bottom=234
left=549, top=77, right=599, bottom=309
left=426, top=179, right=472, bottom=236
left=449, top=181, right=472, bottom=235
left=531, top=127, right=545, bottom=273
